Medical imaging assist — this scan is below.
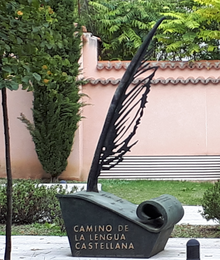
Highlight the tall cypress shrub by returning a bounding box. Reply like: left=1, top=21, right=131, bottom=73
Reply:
left=20, top=0, right=83, bottom=182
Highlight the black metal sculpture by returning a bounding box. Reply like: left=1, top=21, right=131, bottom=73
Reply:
left=57, top=19, right=185, bottom=258
left=87, top=18, right=165, bottom=192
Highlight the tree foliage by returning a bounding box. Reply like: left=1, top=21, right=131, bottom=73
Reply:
left=0, top=0, right=57, bottom=91
left=18, top=0, right=83, bottom=181
left=1, top=0, right=82, bottom=95
left=1, top=2, right=58, bottom=259
left=1, top=1, right=82, bottom=258
left=81, top=0, right=173, bottom=60
left=1, top=0, right=83, bottom=182
left=149, top=0, right=220, bottom=60
left=80, top=0, right=220, bottom=61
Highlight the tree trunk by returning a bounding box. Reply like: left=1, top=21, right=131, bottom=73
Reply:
left=51, top=176, right=58, bottom=183
left=1, top=87, right=12, bottom=260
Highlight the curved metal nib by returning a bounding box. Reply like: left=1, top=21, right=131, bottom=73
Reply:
left=87, top=18, right=165, bottom=192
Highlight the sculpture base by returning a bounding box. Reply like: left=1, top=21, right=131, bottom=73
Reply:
left=57, top=191, right=184, bottom=258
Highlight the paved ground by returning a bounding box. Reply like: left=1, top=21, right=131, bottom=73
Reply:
left=0, top=206, right=219, bottom=260
left=179, top=206, right=217, bottom=225
left=0, top=236, right=219, bottom=260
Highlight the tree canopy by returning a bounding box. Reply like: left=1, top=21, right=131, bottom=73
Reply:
left=0, top=0, right=57, bottom=91
left=81, top=0, right=173, bottom=60
left=80, top=0, right=220, bottom=61
left=155, top=0, right=220, bottom=60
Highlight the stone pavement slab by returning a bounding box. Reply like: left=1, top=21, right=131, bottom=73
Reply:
left=0, top=236, right=219, bottom=260
left=179, top=206, right=217, bottom=225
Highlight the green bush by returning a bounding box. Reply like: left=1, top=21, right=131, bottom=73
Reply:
left=201, top=180, right=220, bottom=223
left=0, top=180, right=76, bottom=228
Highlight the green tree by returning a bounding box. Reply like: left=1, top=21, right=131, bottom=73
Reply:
left=1, top=0, right=82, bottom=258
left=80, top=0, right=174, bottom=60
left=80, top=0, right=220, bottom=61
left=0, top=1, right=57, bottom=259
left=155, top=0, right=220, bottom=60
left=19, top=0, right=83, bottom=182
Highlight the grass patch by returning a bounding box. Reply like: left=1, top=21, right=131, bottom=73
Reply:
left=99, top=179, right=213, bottom=205
left=0, top=223, right=65, bottom=236
left=0, top=224, right=219, bottom=238
left=0, top=178, right=214, bottom=205
left=0, top=179, right=218, bottom=238
left=172, top=225, right=220, bottom=238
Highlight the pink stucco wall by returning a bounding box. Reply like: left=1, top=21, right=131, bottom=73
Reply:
left=0, top=89, right=44, bottom=178
left=1, top=33, right=220, bottom=181
left=0, top=89, right=82, bottom=180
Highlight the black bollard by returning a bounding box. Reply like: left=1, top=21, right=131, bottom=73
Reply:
left=186, top=239, right=200, bottom=260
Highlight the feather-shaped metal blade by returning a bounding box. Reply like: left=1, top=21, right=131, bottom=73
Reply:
left=87, top=18, right=165, bottom=192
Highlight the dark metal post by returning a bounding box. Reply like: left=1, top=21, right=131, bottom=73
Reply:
left=186, top=239, right=200, bottom=260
